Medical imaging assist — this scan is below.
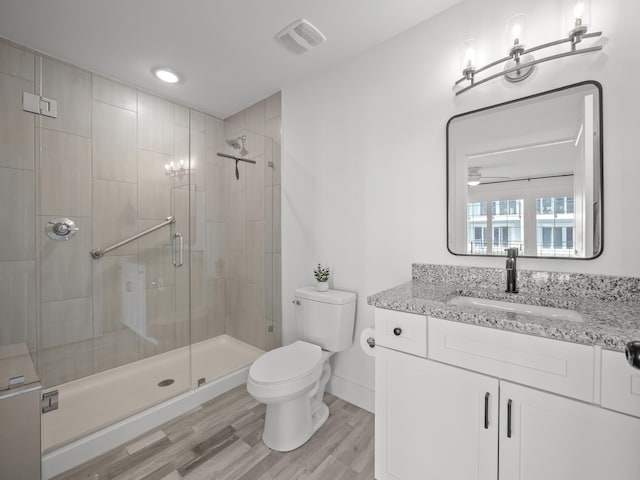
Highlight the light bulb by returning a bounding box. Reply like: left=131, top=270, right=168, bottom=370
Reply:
left=506, top=14, right=527, bottom=47
left=460, top=39, right=477, bottom=74
left=464, top=47, right=475, bottom=68
left=511, top=24, right=522, bottom=43
left=565, top=0, right=590, bottom=30
left=164, top=164, right=171, bottom=171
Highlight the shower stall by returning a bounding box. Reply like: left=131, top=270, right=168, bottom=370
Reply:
left=0, top=38, right=281, bottom=474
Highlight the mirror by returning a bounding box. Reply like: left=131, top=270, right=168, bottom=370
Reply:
left=447, top=82, right=602, bottom=259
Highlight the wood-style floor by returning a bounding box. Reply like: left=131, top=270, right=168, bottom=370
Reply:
left=54, top=386, right=374, bottom=480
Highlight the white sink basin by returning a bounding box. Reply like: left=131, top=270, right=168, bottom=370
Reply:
left=447, top=296, right=584, bottom=322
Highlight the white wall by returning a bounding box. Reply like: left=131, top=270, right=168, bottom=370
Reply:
left=282, top=0, right=640, bottom=410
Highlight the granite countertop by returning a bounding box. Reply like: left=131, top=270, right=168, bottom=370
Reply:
left=367, top=279, right=640, bottom=353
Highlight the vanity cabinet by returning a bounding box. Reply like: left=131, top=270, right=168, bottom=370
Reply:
left=375, top=346, right=498, bottom=480
left=499, top=381, right=640, bottom=479
left=374, top=309, right=640, bottom=480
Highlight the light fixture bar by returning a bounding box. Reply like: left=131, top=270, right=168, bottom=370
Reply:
left=473, top=55, right=513, bottom=76
left=524, top=30, right=602, bottom=55
left=456, top=41, right=602, bottom=95
left=455, top=55, right=513, bottom=86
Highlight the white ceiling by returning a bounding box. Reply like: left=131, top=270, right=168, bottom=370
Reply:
left=0, top=0, right=463, bottom=118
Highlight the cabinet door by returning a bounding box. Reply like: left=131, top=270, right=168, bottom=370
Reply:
left=499, top=381, right=640, bottom=480
left=375, top=346, right=499, bottom=480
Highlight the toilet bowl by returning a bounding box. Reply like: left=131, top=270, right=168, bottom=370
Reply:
left=247, top=341, right=333, bottom=451
left=246, top=287, right=357, bottom=452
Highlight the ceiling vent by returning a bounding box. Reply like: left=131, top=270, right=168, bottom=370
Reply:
left=276, top=19, right=326, bottom=54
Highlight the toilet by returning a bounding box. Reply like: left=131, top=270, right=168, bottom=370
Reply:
left=247, top=286, right=356, bottom=452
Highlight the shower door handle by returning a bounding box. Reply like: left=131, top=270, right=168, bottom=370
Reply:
left=172, top=232, right=183, bottom=268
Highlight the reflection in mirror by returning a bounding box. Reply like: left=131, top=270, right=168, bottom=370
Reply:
left=447, top=82, right=602, bottom=259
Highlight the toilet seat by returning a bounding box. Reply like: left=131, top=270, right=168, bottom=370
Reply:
left=247, top=341, right=325, bottom=403
left=250, top=341, right=322, bottom=385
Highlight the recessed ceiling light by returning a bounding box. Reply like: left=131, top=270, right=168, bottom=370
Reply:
left=152, top=67, right=181, bottom=84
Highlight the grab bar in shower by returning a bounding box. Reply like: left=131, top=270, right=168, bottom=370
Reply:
left=90, top=216, right=176, bottom=259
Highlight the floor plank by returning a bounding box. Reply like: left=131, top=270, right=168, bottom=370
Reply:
left=54, top=386, right=374, bottom=480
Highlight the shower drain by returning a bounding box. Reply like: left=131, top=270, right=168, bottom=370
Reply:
left=157, top=379, right=175, bottom=387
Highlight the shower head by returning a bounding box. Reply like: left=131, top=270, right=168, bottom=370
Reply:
left=226, top=135, right=248, bottom=156
left=226, top=136, right=243, bottom=149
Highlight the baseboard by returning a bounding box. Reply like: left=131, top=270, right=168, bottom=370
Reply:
left=41, top=367, right=249, bottom=480
left=326, top=374, right=374, bottom=413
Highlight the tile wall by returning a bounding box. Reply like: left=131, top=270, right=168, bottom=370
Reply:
left=0, top=40, right=37, bottom=366
left=223, top=93, right=282, bottom=350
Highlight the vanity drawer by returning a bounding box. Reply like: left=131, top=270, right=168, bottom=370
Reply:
left=427, top=317, right=595, bottom=402
left=601, top=349, right=640, bottom=418
left=375, top=309, right=427, bottom=357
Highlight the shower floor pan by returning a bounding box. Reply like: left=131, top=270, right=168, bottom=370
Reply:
left=41, top=335, right=263, bottom=477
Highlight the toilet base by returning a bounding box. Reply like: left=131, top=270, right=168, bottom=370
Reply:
left=262, top=393, right=314, bottom=452
left=261, top=359, right=332, bottom=452
left=312, top=402, right=329, bottom=431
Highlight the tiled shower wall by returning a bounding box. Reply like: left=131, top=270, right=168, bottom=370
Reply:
left=0, top=37, right=281, bottom=388
left=0, top=40, right=37, bottom=363
left=223, top=94, right=282, bottom=351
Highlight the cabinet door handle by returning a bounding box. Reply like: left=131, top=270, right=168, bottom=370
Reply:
left=393, top=327, right=402, bottom=336
left=507, top=399, right=513, bottom=438
left=484, top=392, right=490, bottom=429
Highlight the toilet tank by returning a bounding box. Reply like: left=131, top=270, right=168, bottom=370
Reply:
left=294, top=287, right=357, bottom=352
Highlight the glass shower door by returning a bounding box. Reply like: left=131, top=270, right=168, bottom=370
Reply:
left=36, top=63, right=192, bottom=450
left=35, top=63, right=192, bottom=389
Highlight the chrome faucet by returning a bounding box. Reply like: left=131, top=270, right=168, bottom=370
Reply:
left=505, top=248, right=518, bottom=293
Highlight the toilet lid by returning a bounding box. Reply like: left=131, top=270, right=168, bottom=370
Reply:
left=250, top=341, right=322, bottom=384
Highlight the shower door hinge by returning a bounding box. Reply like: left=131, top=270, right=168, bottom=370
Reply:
left=23, top=92, right=58, bottom=118
left=41, top=390, right=59, bottom=413
left=8, top=375, right=25, bottom=389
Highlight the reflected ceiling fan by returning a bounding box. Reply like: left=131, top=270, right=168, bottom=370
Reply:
left=467, top=167, right=509, bottom=186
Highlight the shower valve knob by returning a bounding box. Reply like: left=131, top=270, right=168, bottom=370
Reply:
left=54, top=223, right=72, bottom=234
left=46, top=218, right=79, bottom=241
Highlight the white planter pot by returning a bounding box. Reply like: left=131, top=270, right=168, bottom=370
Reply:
left=317, top=281, right=329, bottom=292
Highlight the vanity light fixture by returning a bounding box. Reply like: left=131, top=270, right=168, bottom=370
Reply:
left=152, top=66, right=181, bottom=84
left=454, top=0, right=602, bottom=95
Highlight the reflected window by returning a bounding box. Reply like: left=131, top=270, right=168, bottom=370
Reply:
left=536, top=196, right=575, bottom=256
left=467, top=202, right=488, bottom=254
left=466, top=199, right=523, bottom=255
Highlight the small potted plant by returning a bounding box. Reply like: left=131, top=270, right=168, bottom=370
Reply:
left=313, top=263, right=330, bottom=292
